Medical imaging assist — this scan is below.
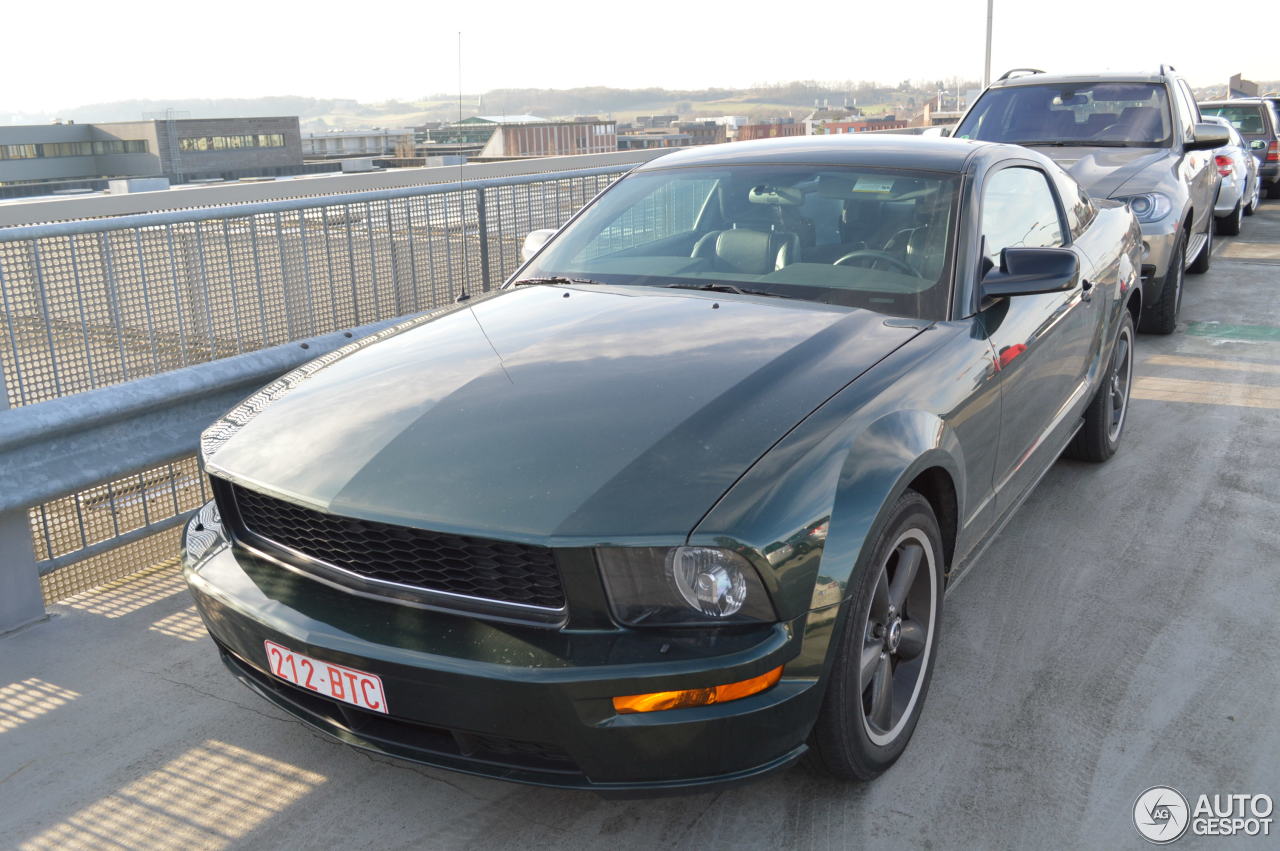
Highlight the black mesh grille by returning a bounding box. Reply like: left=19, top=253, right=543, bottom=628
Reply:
left=229, top=485, right=565, bottom=609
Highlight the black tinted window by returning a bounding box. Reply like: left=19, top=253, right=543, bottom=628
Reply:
left=957, top=82, right=1173, bottom=147
left=1201, top=105, right=1267, bottom=135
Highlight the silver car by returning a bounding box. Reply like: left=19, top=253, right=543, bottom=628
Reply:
left=1202, top=114, right=1261, bottom=235
left=952, top=67, right=1228, bottom=334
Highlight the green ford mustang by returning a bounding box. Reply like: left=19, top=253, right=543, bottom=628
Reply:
left=184, top=134, right=1143, bottom=791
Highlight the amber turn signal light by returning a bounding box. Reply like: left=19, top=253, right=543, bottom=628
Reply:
left=612, top=666, right=783, bottom=714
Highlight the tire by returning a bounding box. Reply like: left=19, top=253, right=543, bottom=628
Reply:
left=808, top=490, right=944, bottom=781
left=1215, top=202, right=1242, bottom=236
left=1245, top=184, right=1257, bottom=216
left=1268, top=181, right=1280, bottom=200
left=1137, top=230, right=1185, bottom=335
left=1065, top=311, right=1135, bottom=462
left=1188, top=219, right=1211, bottom=274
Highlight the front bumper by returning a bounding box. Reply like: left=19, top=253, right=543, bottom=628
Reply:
left=185, top=541, right=832, bottom=792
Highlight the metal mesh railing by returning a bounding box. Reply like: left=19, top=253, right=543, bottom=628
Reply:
left=0, top=164, right=632, bottom=601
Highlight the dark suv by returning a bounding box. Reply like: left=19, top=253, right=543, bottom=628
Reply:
left=952, top=67, right=1227, bottom=334
left=1198, top=98, right=1280, bottom=198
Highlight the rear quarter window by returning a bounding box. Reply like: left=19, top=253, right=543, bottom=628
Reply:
left=1046, top=164, right=1094, bottom=239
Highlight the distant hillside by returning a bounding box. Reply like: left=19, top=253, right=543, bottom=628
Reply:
left=8, top=80, right=980, bottom=130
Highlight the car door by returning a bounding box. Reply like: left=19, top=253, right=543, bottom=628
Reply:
left=1174, top=80, right=1215, bottom=235
left=977, top=164, right=1097, bottom=511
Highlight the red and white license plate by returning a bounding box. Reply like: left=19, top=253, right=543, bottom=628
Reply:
left=263, top=640, right=388, bottom=714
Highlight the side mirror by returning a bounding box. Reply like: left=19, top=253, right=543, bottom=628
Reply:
left=520, top=228, right=557, bottom=263
left=1250, top=139, right=1267, bottom=151
left=921, top=126, right=952, bottom=138
left=1186, top=123, right=1231, bottom=151
left=981, top=247, right=1079, bottom=300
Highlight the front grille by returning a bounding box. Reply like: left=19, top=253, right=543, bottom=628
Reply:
left=228, top=484, right=565, bottom=610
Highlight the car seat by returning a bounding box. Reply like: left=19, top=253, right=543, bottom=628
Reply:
left=691, top=227, right=800, bottom=274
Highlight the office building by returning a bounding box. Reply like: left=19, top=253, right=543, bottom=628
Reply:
left=0, top=117, right=306, bottom=196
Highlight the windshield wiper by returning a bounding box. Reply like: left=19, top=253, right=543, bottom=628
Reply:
left=1019, top=140, right=1154, bottom=148
left=511, top=276, right=609, bottom=287
left=664, top=282, right=796, bottom=299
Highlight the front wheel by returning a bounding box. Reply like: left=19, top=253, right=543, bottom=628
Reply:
left=1137, top=231, right=1185, bottom=335
left=1065, top=311, right=1135, bottom=462
left=808, top=491, right=944, bottom=781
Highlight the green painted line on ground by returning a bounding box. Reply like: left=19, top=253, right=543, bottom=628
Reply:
left=1185, top=321, right=1280, bottom=342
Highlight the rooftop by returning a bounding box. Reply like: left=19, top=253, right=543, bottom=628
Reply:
left=636, top=133, right=990, bottom=172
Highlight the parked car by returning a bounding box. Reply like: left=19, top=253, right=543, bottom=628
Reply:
left=1202, top=114, right=1261, bottom=234
left=183, top=135, right=1143, bottom=791
left=1199, top=98, right=1280, bottom=198
left=952, top=67, right=1227, bottom=334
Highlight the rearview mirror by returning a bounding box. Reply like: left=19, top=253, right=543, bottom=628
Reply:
left=1187, top=123, right=1231, bottom=151
left=981, top=247, right=1079, bottom=300
left=520, top=228, right=557, bottom=263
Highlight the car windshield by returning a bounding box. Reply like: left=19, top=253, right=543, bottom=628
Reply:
left=1200, top=105, right=1267, bottom=135
left=955, top=82, right=1173, bottom=147
left=516, top=164, right=959, bottom=320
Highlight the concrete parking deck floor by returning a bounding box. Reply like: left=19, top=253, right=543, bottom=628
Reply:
left=4, top=208, right=1280, bottom=850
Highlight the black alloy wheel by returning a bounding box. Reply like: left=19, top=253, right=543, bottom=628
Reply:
left=858, top=529, right=937, bottom=746
left=808, top=490, right=944, bottom=780
left=1066, top=310, right=1135, bottom=462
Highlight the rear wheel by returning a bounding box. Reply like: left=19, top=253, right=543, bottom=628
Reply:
left=1065, top=311, right=1135, bottom=462
left=808, top=491, right=943, bottom=781
left=1216, top=202, right=1243, bottom=236
left=1137, top=231, right=1185, bottom=335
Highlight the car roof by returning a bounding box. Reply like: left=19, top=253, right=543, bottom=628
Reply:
left=633, top=134, right=994, bottom=174
left=988, top=71, right=1170, bottom=88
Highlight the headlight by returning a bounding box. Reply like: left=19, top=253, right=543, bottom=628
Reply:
left=596, top=546, right=776, bottom=626
left=1114, top=192, right=1173, bottom=223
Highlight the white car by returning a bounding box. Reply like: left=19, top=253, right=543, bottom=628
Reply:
left=1204, top=114, right=1261, bottom=235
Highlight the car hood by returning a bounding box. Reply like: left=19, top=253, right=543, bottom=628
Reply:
left=1026, top=145, right=1171, bottom=198
left=206, top=284, right=925, bottom=543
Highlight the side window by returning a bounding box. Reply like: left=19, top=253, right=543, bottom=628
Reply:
left=1177, top=80, right=1201, bottom=123
left=1172, top=81, right=1197, bottom=141
left=980, top=167, right=1065, bottom=267
left=1047, top=164, right=1095, bottom=237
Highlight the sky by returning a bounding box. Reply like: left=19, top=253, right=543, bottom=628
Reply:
left=3, top=0, right=1272, bottom=114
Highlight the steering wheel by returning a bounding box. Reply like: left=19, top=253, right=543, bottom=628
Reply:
left=833, top=249, right=918, bottom=276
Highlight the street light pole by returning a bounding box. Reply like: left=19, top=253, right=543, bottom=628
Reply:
left=983, top=0, right=994, bottom=89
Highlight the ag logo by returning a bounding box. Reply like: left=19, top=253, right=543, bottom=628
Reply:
left=1134, top=786, right=1191, bottom=844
